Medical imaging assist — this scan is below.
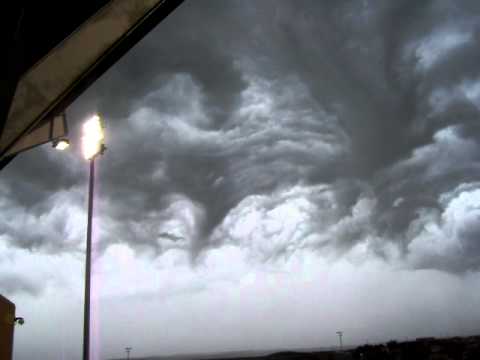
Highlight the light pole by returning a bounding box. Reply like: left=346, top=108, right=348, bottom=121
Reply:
left=125, top=347, right=132, bottom=359
left=81, top=115, right=106, bottom=360
left=336, top=331, right=343, bottom=350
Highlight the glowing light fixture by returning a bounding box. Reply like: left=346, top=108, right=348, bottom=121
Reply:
left=81, top=114, right=105, bottom=160
left=53, top=138, right=70, bottom=150
left=81, top=114, right=105, bottom=360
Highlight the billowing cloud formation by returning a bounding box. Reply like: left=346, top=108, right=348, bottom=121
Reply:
left=2, top=0, right=480, bottom=276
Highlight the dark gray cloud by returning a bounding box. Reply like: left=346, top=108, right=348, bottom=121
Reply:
left=0, top=160, right=85, bottom=252
left=2, top=0, right=480, bottom=273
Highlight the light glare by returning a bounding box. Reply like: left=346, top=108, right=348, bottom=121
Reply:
left=54, top=139, right=70, bottom=150
left=82, top=115, right=105, bottom=160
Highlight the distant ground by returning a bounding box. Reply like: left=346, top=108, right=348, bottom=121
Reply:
left=112, top=350, right=349, bottom=360
left=111, top=335, right=480, bottom=360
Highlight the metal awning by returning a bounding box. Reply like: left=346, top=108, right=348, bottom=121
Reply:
left=0, top=0, right=184, bottom=168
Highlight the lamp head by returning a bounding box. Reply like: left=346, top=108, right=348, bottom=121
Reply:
left=82, top=114, right=105, bottom=160
left=53, top=138, right=70, bottom=150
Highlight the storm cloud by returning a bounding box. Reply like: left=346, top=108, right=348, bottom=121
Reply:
left=3, top=0, right=480, bottom=275
left=4, top=2, right=480, bottom=359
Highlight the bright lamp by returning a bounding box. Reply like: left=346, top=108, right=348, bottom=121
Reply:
left=53, top=139, right=70, bottom=150
left=81, top=115, right=105, bottom=160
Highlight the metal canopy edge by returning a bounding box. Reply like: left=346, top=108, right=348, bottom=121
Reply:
left=0, top=0, right=184, bottom=165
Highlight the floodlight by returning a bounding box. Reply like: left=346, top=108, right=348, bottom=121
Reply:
left=81, top=114, right=105, bottom=160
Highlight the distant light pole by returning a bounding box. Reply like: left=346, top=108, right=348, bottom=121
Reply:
left=81, top=115, right=106, bottom=360
left=125, top=347, right=132, bottom=359
left=336, top=331, right=344, bottom=350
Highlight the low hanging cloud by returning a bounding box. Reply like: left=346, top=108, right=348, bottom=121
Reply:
left=406, top=183, right=480, bottom=272
left=2, top=0, right=480, bottom=275
left=213, top=181, right=375, bottom=262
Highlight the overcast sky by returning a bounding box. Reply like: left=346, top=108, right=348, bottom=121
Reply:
left=2, top=1, right=480, bottom=359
